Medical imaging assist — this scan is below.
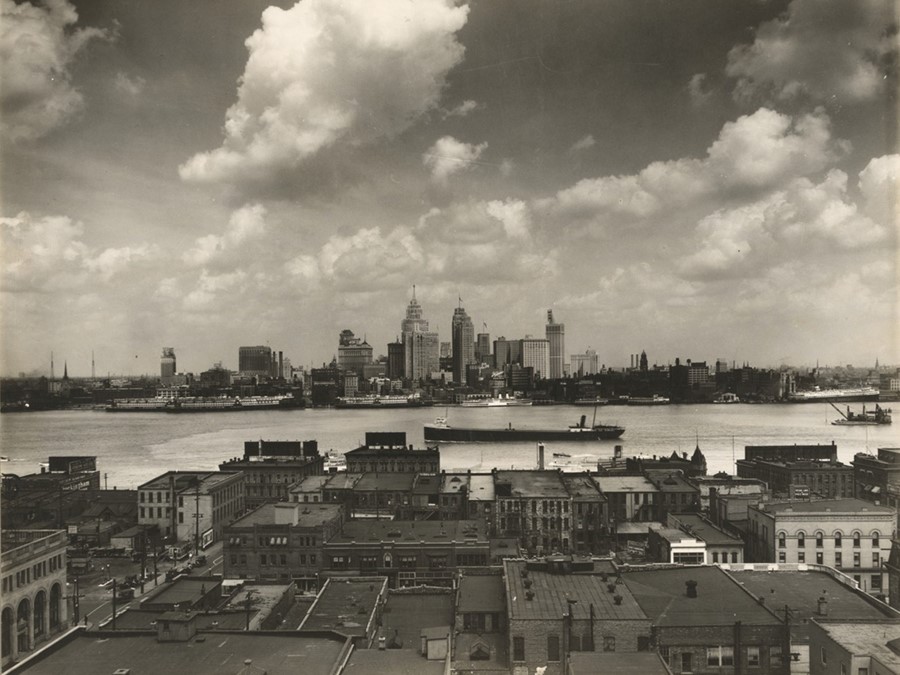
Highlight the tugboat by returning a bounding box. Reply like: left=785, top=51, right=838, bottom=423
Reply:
left=830, top=402, right=892, bottom=426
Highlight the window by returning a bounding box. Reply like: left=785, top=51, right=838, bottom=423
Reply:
left=778, top=551, right=786, bottom=563
left=816, top=552, right=823, bottom=564
left=778, top=533, right=786, bottom=548
left=853, top=533, right=861, bottom=547
left=798, top=552, right=805, bottom=563
left=873, top=552, right=880, bottom=566
left=873, top=533, right=880, bottom=547
left=836, top=552, right=843, bottom=566
left=260, top=554, right=267, bottom=565
left=603, top=636, right=616, bottom=652
left=638, top=636, right=651, bottom=652
left=731, top=552, right=738, bottom=563
left=513, top=636, right=525, bottom=662
left=835, top=532, right=842, bottom=547
left=872, top=575, right=882, bottom=590
left=854, top=552, right=861, bottom=567
left=547, top=635, right=560, bottom=661
left=816, top=533, right=823, bottom=548
left=798, top=532, right=805, bottom=548
left=747, top=646, right=760, bottom=667
left=821, top=647, right=827, bottom=664
left=712, top=552, right=719, bottom=563
left=681, top=653, right=693, bottom=673
left=659, top=646, right=670, bottom=663
left=708, top=647, right=734, bottom=666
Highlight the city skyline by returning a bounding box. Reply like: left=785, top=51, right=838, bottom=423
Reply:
left=2, top=0, right=897, bottom=377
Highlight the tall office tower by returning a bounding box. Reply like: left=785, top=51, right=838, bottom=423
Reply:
left=160, top=348, right=176, bottom=384
left=451, top=303, right=475, bottom=384
left=521, top=338, right=550, bottom=379
left=571, top=349, right=599, bottom=376
left=640, top=350, right=648, bottom=372
left=493, top=337, right=521, bottom=369
left=440, top=342, right=452, bottom=359
left=545, top=310, right=565, bottom=379
left=476, top=332, right=491, bottom=366
left=400, top=286, right=439, bottom=381
left=387, top=340, right=404, bottom=379
left=239, top=345, right=273, bottom=377
left=337, top=329, right=373, bottom=374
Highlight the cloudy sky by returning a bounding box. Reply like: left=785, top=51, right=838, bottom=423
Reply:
left=1, top=0, right=897, bottom=377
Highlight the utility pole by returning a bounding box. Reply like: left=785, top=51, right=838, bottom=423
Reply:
left=194, top=482, right=201, bottom=554
left=111, top=578, right=118, bottom=630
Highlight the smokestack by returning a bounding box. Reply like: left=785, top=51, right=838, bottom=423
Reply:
left=538, top=443, right=545, bottom=470
left=685, top=580, right=697, bottom=598
left=279, top=351, right=283, bottom=378
left=630, top=354, right=634, bottom=369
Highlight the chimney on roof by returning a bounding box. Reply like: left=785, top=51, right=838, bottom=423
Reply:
left=538, top=443, right=545, bottom=471
left=685, top=580, right=698, bottom=598
left=817, top=596, right=828, bottom=616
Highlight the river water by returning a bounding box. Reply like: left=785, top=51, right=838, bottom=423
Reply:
left=0, top=404, right=895, bottom=489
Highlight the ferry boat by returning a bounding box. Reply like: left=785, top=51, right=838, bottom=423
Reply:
left=324, top=450, right=347, bottom=472
left=713, top=393, right=741, bottom=404
left=788, top=386, right=879, bottom=402
left=424, top=414, right=624, bottom=442
left=460, top=394, right=533, bottom=407
left=105, top=395, right=297, bottom=412
left=830, top=403, right=892, bottom=426
left=334, top=395, right=431, bottom=409
left=625, top=395, right=670, bottom=406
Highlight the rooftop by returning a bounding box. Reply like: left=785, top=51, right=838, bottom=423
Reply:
left=352, top=472, right=417, bottom=492
left=458, top=573, right=506, bottom=613
left=299, top=577, right=386, bottom=635
left=324, top=472, right=364, bottom=490
left=621, top=565, right=783, bottom=627
left=494, top=470, right=568, bottom=499
left=442, top=473, right=470, bottom=494
left=331, top=519, right=486, bottom=544
left=731, top=569, right=898, bottom=641
left=140, top=576, right=220, bottom=609
left=12, top=630, right=347, bottom=675
left=381, top=589, right=454, bottom=649
left=343, top=648, right=444, bottom=675
left=467, top=473, right=495, bottom=502
left=288, top=475, right=332, bottom=492
left=759, top=498, right=896, bottom=515
left=504, top=559, right=647, bottom=622
left=670, top=514, right=743, bottom=546
left=561, top=474, right=604, bottom=500
left=814, top=620, right=900, bottom=669
left=568, top=651, right=672, bottom=674
left=229, top=503, right=342, bottom=529
left=138, top=471, right=239, bottom=493
left=594, top=475, right=659, bottom=493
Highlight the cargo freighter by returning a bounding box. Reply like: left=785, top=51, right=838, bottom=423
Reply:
left=423, top=414, right=624, bottom=442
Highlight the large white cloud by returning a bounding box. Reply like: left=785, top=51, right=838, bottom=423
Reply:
left=183, top=203, right=267, bottom=267
left=726, top=0, right=897, bottom=104
left=423, top=135, right=488, bottom=184
left=538, top=107, right=843, bottom=231
left=0, top=0, right=109, bottom=142
left=179, top=0, right=469, bottom=187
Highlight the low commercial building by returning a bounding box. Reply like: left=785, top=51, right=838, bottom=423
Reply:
left=322, top=519, right=489, bottom=587
left=1, top=530, right=68, bottom=667
left=219, top=451, right=323, bottom=509
left=223, top=502, right=344, bottom=591
left=647, top=526, right=708, bottom=565
left=595, top=475, right=659, bottom=524
left=736, top=457, right=855, bottom=499
left=343, top=432, right=440, bottom=474
left=808, top=620, right=900, bottom=675
left=667, top=513, right=744, bottom=564
left=746, top=498, right=896, bottom=596
left=853, top=447, right=900, bottom=509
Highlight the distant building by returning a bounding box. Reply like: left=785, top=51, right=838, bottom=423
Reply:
left=336, top=329, right=372, bottom=374
left=571, top=349, right=599, bottom=376
left=736, top=456, right=855, bottom=499
left=0, top=529, right=68, bottom=666
left=666, top=513, right=744, bottom=564
left=401, top=287, right=439, bottom=381
left=476, top=331, right=491, bottom=366
left=238, top=345, right=272, bottom=378
left=520, top=338, right=550, bottom=380
left=386, top=340, right=404, bottom=379
left=160, top=347, right=176, bottom=385
left=853, top=447, right=900, bottom=509
left=451, top=303, right=475, bottom=384
left=546, top=310, right=565, bottom=379
left=219, top=442, right=324, bottom=509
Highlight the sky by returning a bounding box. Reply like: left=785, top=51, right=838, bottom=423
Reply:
left=1, top=0, right=898, bottom=377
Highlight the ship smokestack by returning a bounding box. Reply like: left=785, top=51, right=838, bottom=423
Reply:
left=580, top=415, right=587, bottom=429
left=538, top=443, right=545, bottom=470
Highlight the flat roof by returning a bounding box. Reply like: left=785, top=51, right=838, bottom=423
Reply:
left=672, top=514, right=743, bottom=546
left=760, top=498, right=895, bottom=514
left=504, top=560, right=647, bottom=622
left=299, top=577, right=386, bottom=635
left=595, top=476, right=659, bottom=492
left=16, top=631, right=347, bottom=674
left=568, top=651, right=671, bottom=674
left=467, top=474, right=495, bottom=501
left=442, top=473, right=470, bottom=494
left=561, top=474, right=603, bottom=499
left=654, top=527, right=694, bottom=543
left=381, top=591, right=454, bottom=648
left=352, top=472, right=417, bottom=491
left=494, top=470, right=569, bottom=498
left=324, top=472, right=363, bottom=490
left=815, top=621, right=900, bottom=669
left=138, top=471, right=239, bottom=492
left=331, top=519, right=486, bottom=544
left=343, top=648, right=444, bottom=675
left=229, top=503, right=342, bottom=528
left=622, top=565, right=782, bottom=627
left=141, top=576, right=220, bottom=607
left=289, top=475, right=332, bottom=492
left=731, top=569, right=898, bottom=641
left=112, top=609, right=248, bottom=631
left=458, top=574, right=506, bottom=613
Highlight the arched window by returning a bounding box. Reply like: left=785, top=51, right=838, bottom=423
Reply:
left=872, top=531, right=881, bottom=547
left=778, top=532, right=786, bottom=548
left=853, top=532, right=861, bottom=548
left=2, top=607, right=13, bottom=658
left=797, top=532, right=805, bottom=548
left=49, top=584, right=61, bottom=630
left=816, top=532, right=823, bottom=548
left=16, top=598, right=30, bottom=653
left=33, top=591, right=46, bottom=638
left=834, top=532, right=842, bottom=547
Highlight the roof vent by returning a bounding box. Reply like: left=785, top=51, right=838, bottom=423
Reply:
left=686, top=580, right=698, bottom=598
left=525, top=590, right=534, bottom=601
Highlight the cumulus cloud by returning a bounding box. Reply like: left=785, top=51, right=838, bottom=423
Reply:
left=568, top=134, right=596, bottom=153
left=442, top=99, right=479, bottom=118
left=423, top=135, right=488, bottom=183
left=677, top=169, right=887, bottom=280
left=858, top=153, right=900, bottom=227
left=687, top=73, right=712, bottom=107
left=1, top=211, right=155, bottom=291
left=183, top=269, right=249, bottom=311
left=538, top=108, right=843, bottom=232
left=183, top=203, right=267, bottom=267
left=726, top=0, right=898, bottom=104
left=179, top=0, right=469, bottom=187
left=0, top=0, right=110, bottom=142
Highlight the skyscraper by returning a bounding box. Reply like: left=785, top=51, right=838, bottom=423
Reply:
left=337, top=329, right=373, bottom=374
left=476, top=331, right=491, bottom=366
left=160, top=347, right=176, bottom=384
left=546, top=310, right=565, bottom=379
left=400, top=286, right=439, bottom=381
left=451, top=301, right=475, bottom=384
left=521, top=337, right=550, bottom=379
left=239, top=345, right=272, bottom=377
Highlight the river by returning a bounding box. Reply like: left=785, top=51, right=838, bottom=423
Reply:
left=0, top=404, right=895, bottom=489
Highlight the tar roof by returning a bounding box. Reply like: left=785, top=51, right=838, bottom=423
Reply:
left=672, top=514, right=743, bottom=546
left=343, top=648, right=445, bottom=675
left=332, top=519, right=485, bottom=543
left=594, top=476, right=659, bottom=492
left=561, top=474, right=603, bottom=499
left=622, top=566, right=783, bottom=627
left=299, top=577, right=386, bottom=635
left=381, top=591, right=454, bottom=648
left=288, top=475, right=332, bottom=491
left=494, top=470, right=568, bottom=498
left=504, top=560, right=647, bottom=622
left=458, top=574, right=506, bottom=613
left=229, top=503, right=342, bottom=528
left=352, top=472, right=417, bottom=491
left=141, top=576, right=220, bottom=607
left=442, top=473, right=470, bottom=494
left=467, top=474, right=495, bottom=501
left=731, top=569, right=898, bottom=641
left=568, top=651, right=672, bottom=674
left=16, top=631, right=347, bottom=675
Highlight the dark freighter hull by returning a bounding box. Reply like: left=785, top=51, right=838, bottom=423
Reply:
left=424, top=424, right=625, bottom=442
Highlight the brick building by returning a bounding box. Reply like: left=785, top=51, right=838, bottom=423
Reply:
left=219, top=442, right=323, bottom=509
left=343, top=432, right=439, bottom=474
left=853, top=447, right=900, bottom=509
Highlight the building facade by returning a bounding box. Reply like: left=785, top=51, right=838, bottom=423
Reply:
left=1, top=530, right=68, bottom=667
left=238, top=345, right=272, bottom=377
left=337, top=329, right=373, bottom=374
left=545, top=310, right=565, bottom=380
left=451, top=304, right=475, bottom=385
left=520, top=338, right=550, bottom=380
left=160, top=347, right=176, bottom=385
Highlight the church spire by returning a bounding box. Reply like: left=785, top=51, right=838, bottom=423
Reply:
left=63, top=361, right=69, bottom=380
